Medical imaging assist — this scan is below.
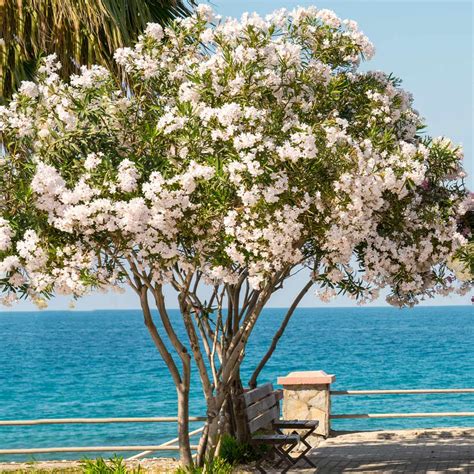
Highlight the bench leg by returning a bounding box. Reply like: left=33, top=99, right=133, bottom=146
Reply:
left=275, top=443, right=298, bottom=472
left=294, top=426, right=317, bottom=468
left=275, top=427, right=317, bottom=469
left=295, top=433, right=317, bottom=468
left=254, top=441, right=297, bottom=474
left=255, top=445, right=277, bottom=474
left=255, top=452, right=268, bottom=474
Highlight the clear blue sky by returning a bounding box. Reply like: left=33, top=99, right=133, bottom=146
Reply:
left=7, top=0, right=473, bottom=311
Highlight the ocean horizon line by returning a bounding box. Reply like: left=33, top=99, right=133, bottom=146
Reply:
left=1, top=304, right=472, bottom=314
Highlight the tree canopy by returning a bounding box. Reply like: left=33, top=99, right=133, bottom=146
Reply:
left=0, top=5, right=470, bottom=308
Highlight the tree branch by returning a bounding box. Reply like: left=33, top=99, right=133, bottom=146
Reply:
left=248, top=279, right=314, bottom=388
left=178, top=274, right=214, bottom=400
left=138, top=285, right=182, bottom=387
left=151, top=284, right=192, bottom=387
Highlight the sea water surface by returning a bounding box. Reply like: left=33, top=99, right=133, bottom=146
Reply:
left=0, top=306, right=473, bottom=460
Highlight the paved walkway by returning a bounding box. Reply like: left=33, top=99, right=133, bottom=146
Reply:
left=0, top=428, right=472, bottom=473
left=289, top=428, right=474, bottom=473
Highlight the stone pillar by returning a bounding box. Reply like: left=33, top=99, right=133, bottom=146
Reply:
left=277, top=370, right=335, bottom=440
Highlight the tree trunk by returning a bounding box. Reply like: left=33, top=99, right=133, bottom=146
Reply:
left=196, top=371, right=250, bottom=467
left=196, top=395, right=221, bottom=466
left=177, top=386, right=193, bottom=467
left=227, top=374, right=249, bottom=443
left=205, top=410, right=221, bottom=460
left=136, top=287, right=194, bottom=466
left=196, top=422, right=209, bottom=467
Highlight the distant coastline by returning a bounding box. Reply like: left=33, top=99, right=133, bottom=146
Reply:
left=2, top=303, right=472, bottom=313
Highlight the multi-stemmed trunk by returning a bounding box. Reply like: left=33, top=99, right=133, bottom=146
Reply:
left=194, top=278, right=315, bottom=464
left=196, top=378, right=247, bottom=465
left=129, top=258, right=314, bottom=467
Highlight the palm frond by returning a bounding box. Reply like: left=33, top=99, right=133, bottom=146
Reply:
left=0, top=0, right=195, bottom=100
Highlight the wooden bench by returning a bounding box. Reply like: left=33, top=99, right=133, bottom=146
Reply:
left=243, top=383, right=318, bottom=473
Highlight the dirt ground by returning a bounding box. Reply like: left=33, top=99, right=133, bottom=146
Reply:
left=0, top=457, right=181, bottom=473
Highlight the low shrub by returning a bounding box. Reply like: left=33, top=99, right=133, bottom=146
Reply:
left=174, top=457, right=233, bottom=474
left=219, top=434, right=266, bottom=465
left=81, top=456, right=142, bottom=474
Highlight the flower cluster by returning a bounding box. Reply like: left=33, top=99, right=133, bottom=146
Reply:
left=0, top=218, right=13, bottom=251
left=0, top=4, right=470, bottom=308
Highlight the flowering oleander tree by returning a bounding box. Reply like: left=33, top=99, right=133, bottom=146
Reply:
left=1, top=4, right=472, bottom=465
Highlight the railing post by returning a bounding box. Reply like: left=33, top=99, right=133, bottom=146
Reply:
left=277, top=370, right=335, bottom=441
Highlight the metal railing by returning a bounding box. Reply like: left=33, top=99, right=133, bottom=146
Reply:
left=0, top=416, right=206, bottom=458
left=330, top=388, right=474, bottom=420
left=2, top=388, right=473, bottom=457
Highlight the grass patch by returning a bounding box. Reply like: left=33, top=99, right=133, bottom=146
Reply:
left=174, top=457, right=233, bottom=474
left=219, top=434, right=264, bottom=465
left=81, top=457, right=142, bottom=473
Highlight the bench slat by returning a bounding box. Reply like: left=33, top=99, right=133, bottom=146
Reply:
left=246, top=393, right=278, bottom=421
left=248, top=405, right=279, bottom=433
left=250, top=433, right=300, bottom=445
left=274, top=420, right=319, bottom=429
left=243, top=383, right=274, bottom=406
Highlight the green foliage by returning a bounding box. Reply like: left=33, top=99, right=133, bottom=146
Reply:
left=219, top=434, right=264, bottom=465
left=174, top=457, right=233, bottom=474
left=81, top=456, right=142, bottom=474
left=0, top=0, right=195, bottom=100
left=449, top=243, right=474, bottom=282
left=446, top=209, right=474, bottom=282
left=173, top=435, right=265, bottom=474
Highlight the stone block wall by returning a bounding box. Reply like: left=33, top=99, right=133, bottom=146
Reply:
left=278, top=370, right=335, bottom=443
left=282, top=383, right=330, bottom=437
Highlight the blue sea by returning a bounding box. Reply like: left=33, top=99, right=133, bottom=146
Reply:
left=0, top=306, right=472, bottom=461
